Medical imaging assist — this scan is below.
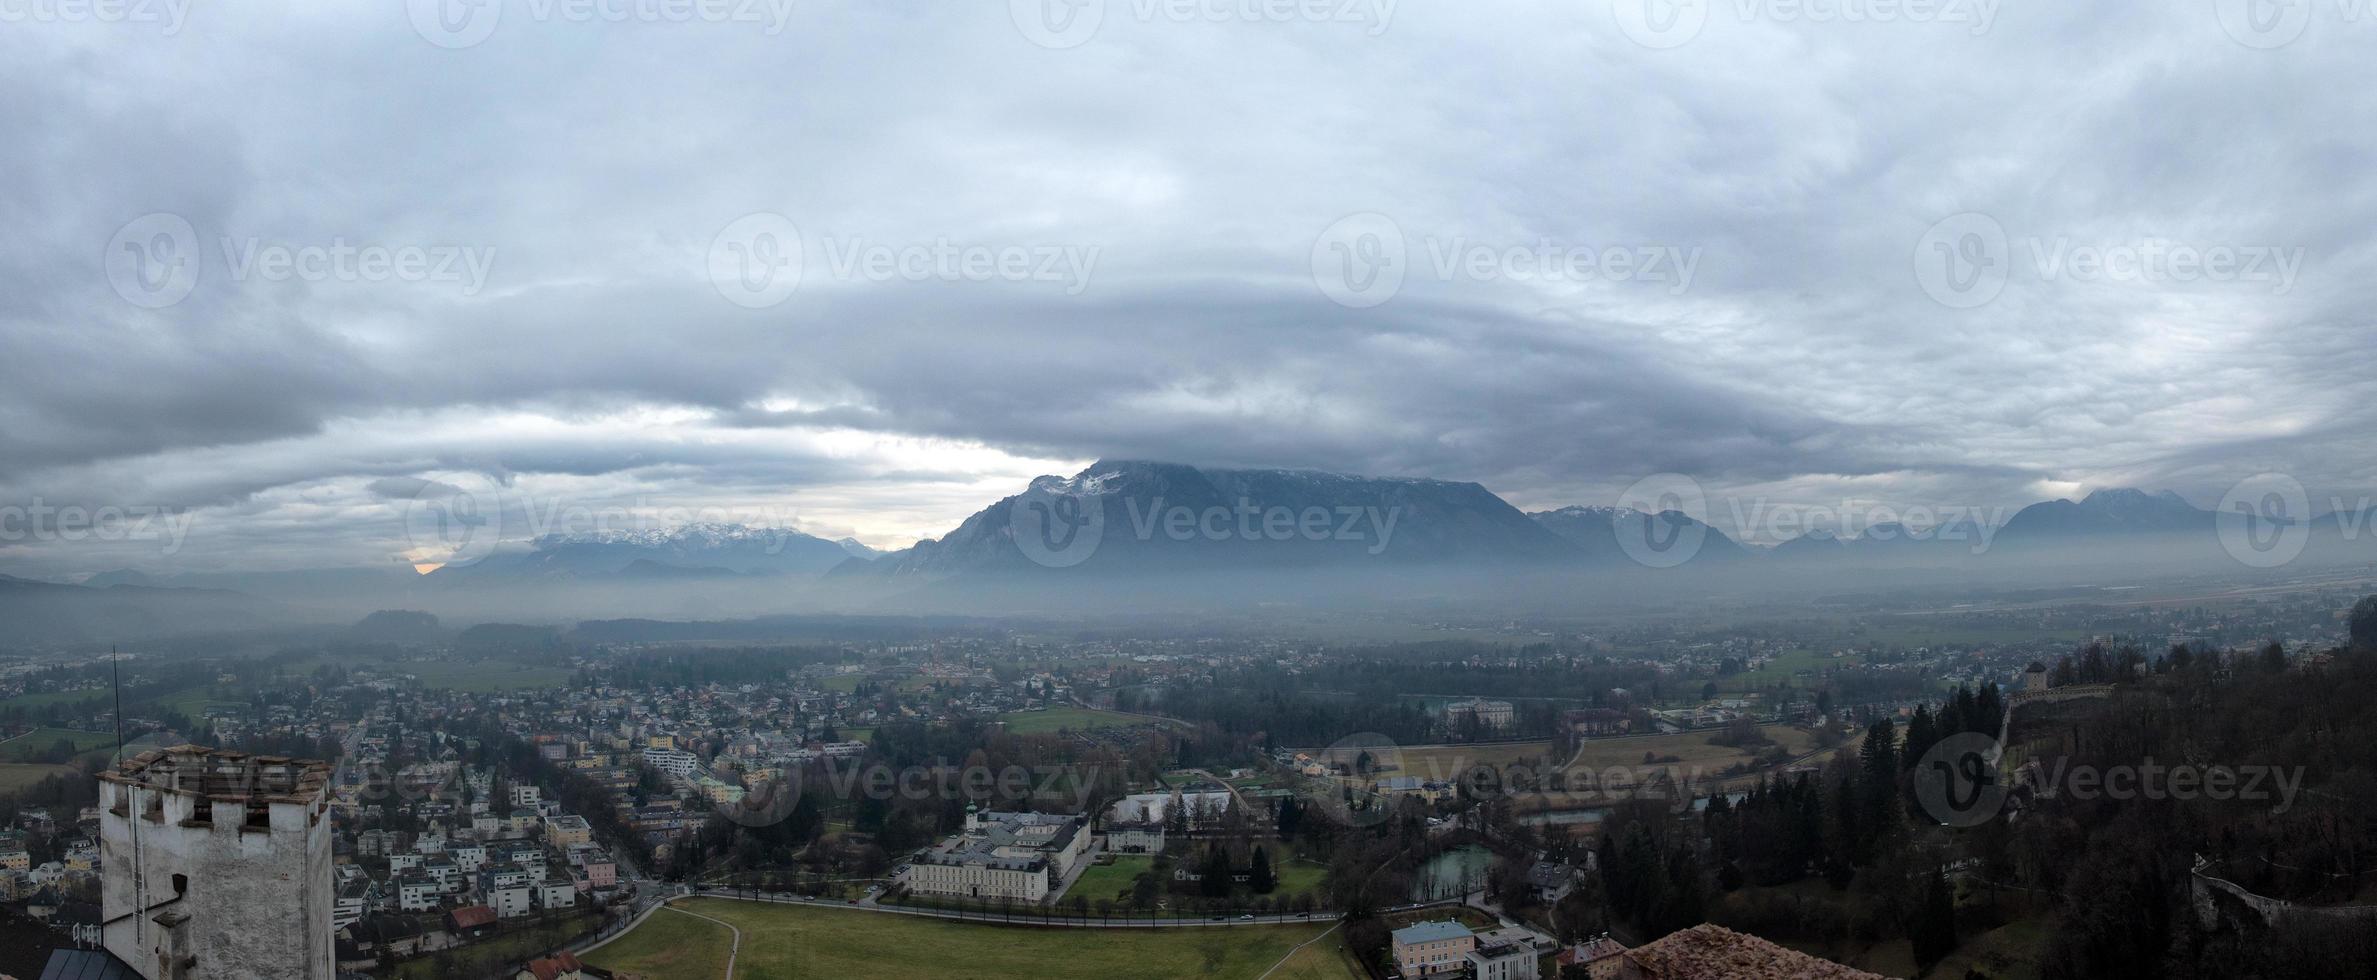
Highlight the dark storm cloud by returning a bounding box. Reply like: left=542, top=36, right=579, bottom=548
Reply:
left=2, top=1, right=2375, bottom=570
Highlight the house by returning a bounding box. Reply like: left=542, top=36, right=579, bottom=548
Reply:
left=1526, top=859, right=1576, bottom=903
left=1559, top=934, right=1629, bottom=980
left=1467, top=941, right=1539, bottom=980
left=1391, top=919, right=1476, bottom=977
left=516, top=951, right=586, bottom=980
left=448, top=904, right=499, bottom=938
left=489, top=883, right=534, bottom=918
left=537, top=878, right=578, bottom=911
left=1102, top=791, right=1231, bottom=853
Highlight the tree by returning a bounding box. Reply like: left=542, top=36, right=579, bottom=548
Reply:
left=1909, top=867, right=1957, bottom=970
left=2353, top=595, right=2377, bottom=651
left=1249, top=846, right=1277, bottom=894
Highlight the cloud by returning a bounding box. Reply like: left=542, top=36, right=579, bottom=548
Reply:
left=2, top=3, right=2374, bottom=572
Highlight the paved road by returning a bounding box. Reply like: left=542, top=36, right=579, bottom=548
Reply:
left=677, top=887, right=1466, bottom=930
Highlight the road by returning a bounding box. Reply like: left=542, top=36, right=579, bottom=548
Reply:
left=669, top=886, right=1469, bottom=929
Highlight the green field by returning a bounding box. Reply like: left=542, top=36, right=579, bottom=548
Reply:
left=393, top=661, right=576, bottom=693
left=588, top=897, right=1356, bottom=979
left=0, top=763, right=76, bottom=794
left=994, top=707, right=1164, bottom=735
left=583, top=907, right=735, bottom=980
left=0, top=727, right=117, bottom=763
left=1064, top=855, right=1153, bottom=903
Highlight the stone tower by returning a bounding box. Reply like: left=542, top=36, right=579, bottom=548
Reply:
left=99, top=745, right=334, bottom=980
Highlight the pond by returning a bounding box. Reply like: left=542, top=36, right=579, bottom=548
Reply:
left=1411, top=844, right=1496, bottom=902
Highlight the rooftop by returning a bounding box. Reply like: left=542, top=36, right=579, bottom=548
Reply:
left=98, top=744, right=331, bottom=805
left=1391, top=920, right=1474, bottom=945
left=1623, top=924, right=1885, bottom=979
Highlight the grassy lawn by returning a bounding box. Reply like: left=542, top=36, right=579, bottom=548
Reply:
left=0, top=763, right=76, bottom=794
left=596, top=897, right=1353, bottom=979
left=585, top=906, right=735, bottom=980
left=1064, top=855, right=1153, bottom=903
left=0, top=727, right=117, bottom=763
left=1273, top=856, right=1328, bottom=898
left=994, top=707, right=1157, bottom=735
left=1264, top=931, right=1362, bottom=980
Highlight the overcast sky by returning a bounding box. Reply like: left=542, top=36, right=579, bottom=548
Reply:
left=3, top=0, right=2374, bottom=574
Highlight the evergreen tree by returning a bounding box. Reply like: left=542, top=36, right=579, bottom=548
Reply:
left=1250, top=846, right=1277, bottom=894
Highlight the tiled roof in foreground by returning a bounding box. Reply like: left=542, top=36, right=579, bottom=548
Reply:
left=1624, top=924, right=1887, bottom=979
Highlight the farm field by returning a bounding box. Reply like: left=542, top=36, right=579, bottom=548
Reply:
left=994, top=707, right=1165, bottom=734
left=586, top=897, right=1358, bottom=979
left=0, top=763, right=76, bottom=793
left=0, top=727, right=117, bottom=763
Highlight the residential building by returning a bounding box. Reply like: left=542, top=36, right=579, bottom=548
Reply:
left=1391, top=920, right=1476, bottom=977
left=1467, top=941, right=1538, bottom=980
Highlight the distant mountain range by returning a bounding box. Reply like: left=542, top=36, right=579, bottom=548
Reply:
left=423, top=523, right=861, bottom=583
left=9, top=463, right=2375, bottom=645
